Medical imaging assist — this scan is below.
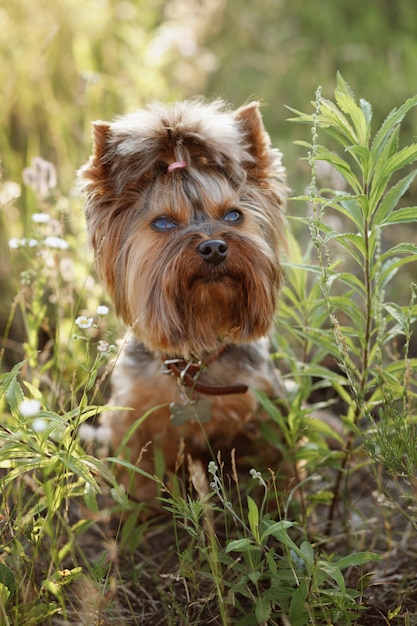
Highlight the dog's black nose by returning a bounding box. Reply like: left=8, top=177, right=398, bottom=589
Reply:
left=198, top=239, right=228, bottom=265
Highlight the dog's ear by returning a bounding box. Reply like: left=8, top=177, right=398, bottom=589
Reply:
left=82, top=117, right=160, bottom=195
left=79, top=121, right=113, bottom=194
left=234, top=102, right=274, bottom=177
left=91, top=120, right=112, bottom=161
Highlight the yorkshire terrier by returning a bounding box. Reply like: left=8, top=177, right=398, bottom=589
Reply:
left=80, top=99, right=287, bottom=503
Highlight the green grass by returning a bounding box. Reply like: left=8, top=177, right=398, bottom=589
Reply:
left=1, top=75, right=417, bottom=624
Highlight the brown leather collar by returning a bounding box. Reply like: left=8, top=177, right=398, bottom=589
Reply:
left=163, top=349, right=249, bottom=396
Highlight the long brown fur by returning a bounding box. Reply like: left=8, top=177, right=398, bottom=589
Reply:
left=80, top=99, right=287, bottom=502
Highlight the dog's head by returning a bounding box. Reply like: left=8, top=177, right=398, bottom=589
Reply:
left=80, top=100, right=287, bottom=358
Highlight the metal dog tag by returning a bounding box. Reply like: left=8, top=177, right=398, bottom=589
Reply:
left=170, top=398, right=212, bottom=425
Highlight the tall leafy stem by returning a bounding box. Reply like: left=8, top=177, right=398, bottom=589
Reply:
left=288, top=74, right=417, bottom=532
left=289, top=73, right=417, bottom=416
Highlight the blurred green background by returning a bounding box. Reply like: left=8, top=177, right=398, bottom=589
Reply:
left=1, top=0, right=417, bottom=366
left=2, top=0, right=417, bottom=192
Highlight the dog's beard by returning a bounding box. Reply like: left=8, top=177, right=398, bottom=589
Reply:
left=122, top=232, right=281, bottom=359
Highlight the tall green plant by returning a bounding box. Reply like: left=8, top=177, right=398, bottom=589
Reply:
left=285, top=73, right=417, bottom=529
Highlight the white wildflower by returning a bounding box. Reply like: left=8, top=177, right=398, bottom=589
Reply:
left=78, top=424, right=112, bottom=443
left=43, top=236, right=69, bottom=250
left=97, top=340, right=110, bottom=353
left=96, top=305, right=109, bottom=316
left=32, top=418, right=48, bottom=432
left=19, top=398, right=41, bottom=418
left=8, top=237, right=37, bottom=249
left=208, top=461, right=218, bottom=476
left=75, top=315, right=94, bottom=329
left=0, top=181, right=21, bottom=204
left=249, top=468, right=267, bottom=488
left=78, top=424, right=97, bottom=443
left=32, top=212, right=50, bottom=223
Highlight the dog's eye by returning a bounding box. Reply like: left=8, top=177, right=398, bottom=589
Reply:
left=152, top=217, right=177, bottom=231
left=223, top=209, right=243, bottom=224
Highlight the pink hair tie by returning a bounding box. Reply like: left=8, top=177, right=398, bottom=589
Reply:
left=167, top=161, right=187, bottom=172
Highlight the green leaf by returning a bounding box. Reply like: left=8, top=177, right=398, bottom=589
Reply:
left=383, top=303, right=409, bottom=329
left=82, top=454, right=119, bottom=486
left=293, top=139, right=314, bottom=150
left=371, top=143, right=417, bottom=212
left=260, top=521, right=302, bottom=558
left=369, top=125, right=401, bottom=207
left=119, top=405, right=166, bottom=448
left=21, top=381, right=43, bottom=400
left=319, top=98, right=358, bottom=146
left=378, top=255, right=417, bottom=287
left=330, top=271, right=367, bottom=296
left=254, top=391, right=291, bottom=438
left=381, top=358, right=417, bottom=377
left=371, top=93, right=417, bottom=163
left=288, top=581, right=309, bottom=626
left=373, top=170, right=417, bottom=225
left=109, top=483, right=131, bottom=508
left=286, top=105, right=315, bottom=125
left=248, top=571, right=262, bottom=585
left=346, top=145, right=371, bottom=178
left=255, top=597, right=272, bottom=623
left=381, top=205, right=417, bottom=226
left=300, top=541, right=314, bottom=567
left=381, top=242, right=417, bottom=258
left=265, top=549, right=278, bottom=576
left=324, top=233, right=367, bottom=268
left=318, top=560, right=346, bottom=594
left=322, top=195, right=367, bottom=231
left=0, top=563, right=16, bottom=595
left=385, top=144, right=417, bottom=177
left=106, top=456, right=155, bottom=480
left=335, top=73, right=369, bottom=146
left=247, top=495, right=260, bottom=543
left=0, top=459, right=52, bottom=486
left=0, top=583, right=10, bottom=611
left=226, top=538, right=259, bottom=553
left=56, top=452, right=101, bottom=491
left=334, top=551, right=380, bottom=570
left=0, top=361, right=25, bottom=391
left=5, top=375, right=25, bottom=417
left=297, top=363, right=348, bottom=385
left=360, top=98, right=373, bottom=128
left=314, top=146, right=362, bottom=193
left=83, top=481, right=99, bottom=512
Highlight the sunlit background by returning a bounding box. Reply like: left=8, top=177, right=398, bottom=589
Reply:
left=2, top=0, right=417, bottom=188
